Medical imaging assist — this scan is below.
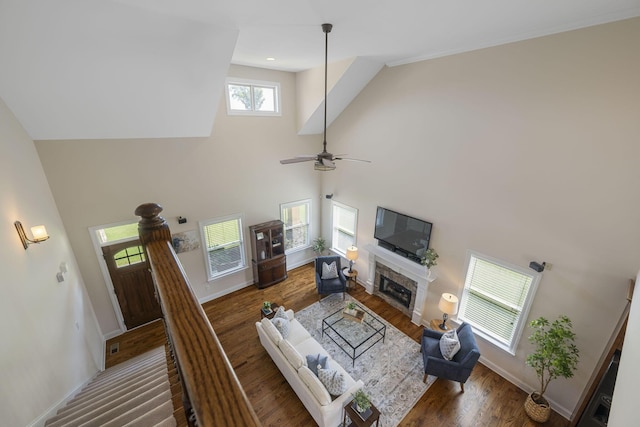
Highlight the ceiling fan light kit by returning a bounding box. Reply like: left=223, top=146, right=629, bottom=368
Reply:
left=280, top=23, right=370, bottom=171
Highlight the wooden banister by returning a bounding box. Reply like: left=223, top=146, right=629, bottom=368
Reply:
left=135, top=203, right=261, bottom=427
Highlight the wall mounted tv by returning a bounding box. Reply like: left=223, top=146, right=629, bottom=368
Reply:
left=374, top=207, right=432, bottom=264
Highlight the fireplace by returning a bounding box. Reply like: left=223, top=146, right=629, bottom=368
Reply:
left=365, top=243, right=433, bottom=325
left=372, top=261, right=418, bottom=317
left=379, top=275, right=412, bottom=308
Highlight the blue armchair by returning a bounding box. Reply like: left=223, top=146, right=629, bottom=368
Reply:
left=315, top=256, right=347, bottom=300
left=421, top=322, right=481, bottom=391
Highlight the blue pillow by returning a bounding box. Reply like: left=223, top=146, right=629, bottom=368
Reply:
left=306, top=353, right=328, bottom=376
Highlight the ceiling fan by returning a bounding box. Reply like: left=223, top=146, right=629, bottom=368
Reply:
left=280, top=23, right=370, bottom=171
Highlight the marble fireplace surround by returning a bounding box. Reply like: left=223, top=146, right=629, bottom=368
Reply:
left=364, top=244, right=434, bottom=325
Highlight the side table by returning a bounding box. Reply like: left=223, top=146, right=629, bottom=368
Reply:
left=342, top=268, right=358, bottom=290
left=343, top=400, right=380, bottom=427
left=429, top=318, right=449, bottom=332
left=260, top=303, right=280, bottom=320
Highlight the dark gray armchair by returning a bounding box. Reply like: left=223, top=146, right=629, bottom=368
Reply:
left=421, top=322, right=481, bottom=391
left=315, top=256, right=347, bottom=300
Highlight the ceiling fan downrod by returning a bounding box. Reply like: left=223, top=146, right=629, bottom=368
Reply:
left=321, top=23, right=332, bottom=154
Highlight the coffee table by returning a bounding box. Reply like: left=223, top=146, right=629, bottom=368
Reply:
left=322, top=302, right=386, bottom=366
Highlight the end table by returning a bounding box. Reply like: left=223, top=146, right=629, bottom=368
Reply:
left=429, top=318, right=448, bottom=332
left=343, top=400, right=380, bottom=427
left=342, top=268, right=358, bottom=290
left=261, top=303, right=280, bottom=319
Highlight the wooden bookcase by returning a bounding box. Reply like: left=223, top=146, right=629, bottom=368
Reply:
left=249, top=220, right=287, bottom=288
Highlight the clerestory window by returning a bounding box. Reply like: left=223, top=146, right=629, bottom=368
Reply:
left=225, top=78, right=280, bottom=116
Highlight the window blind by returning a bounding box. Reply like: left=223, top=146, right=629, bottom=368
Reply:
left=459, top=254, right=536, bottom=351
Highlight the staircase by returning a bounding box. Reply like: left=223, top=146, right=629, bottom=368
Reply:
left=45, top=346, right=181, bottom=427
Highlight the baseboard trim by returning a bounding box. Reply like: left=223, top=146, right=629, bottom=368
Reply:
left=27, top=375, right=95, bottom=427
left=198, top=279, right=254, bottom=305
left=479, top=357, right=572, bottom=420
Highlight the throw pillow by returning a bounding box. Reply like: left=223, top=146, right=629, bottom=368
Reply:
left=260, top=317, right=282, bottom=345
left=305, top=353, right=329, bottom=376
left=439, top=329, right=461, bottom=360
left=299, top=366, right=332, bottom=406
left=271, top=317, right=290, bottom=339
left=273, top=305, right=288, bottom=320
left=318, top=365, right=347, bottom=396
left=321, top=261, right=339, bottom=279
left=279, top=339, right=306, bottom=369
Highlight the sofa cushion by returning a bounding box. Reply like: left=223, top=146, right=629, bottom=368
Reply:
left=272, top=317, right=290, bottom=339
left=321, top=261, right=339, bottom=279
left=318, top=364, right=347, bottom=396
left=439, top=329, right=461, bottom=360
left=306, top=353, right=329, bottom=376
left=299, top=366, right=332, bottom=406
left=279, top=339, right=306, bottom=369
left=287, top=320, right=313, bottom=346
left=261, top=317, right=282, bottom=345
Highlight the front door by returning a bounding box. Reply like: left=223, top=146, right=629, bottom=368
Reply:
left=102, top=240, right=162, bottom=329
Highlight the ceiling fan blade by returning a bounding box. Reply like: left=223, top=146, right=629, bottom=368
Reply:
left=321, top=158, right=336, bottom=168
left=280, top=157, right=316, bottom=164
left=334, top=157, right=372, bottom=163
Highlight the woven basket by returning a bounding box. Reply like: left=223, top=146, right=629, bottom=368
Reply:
left=524, top=392, right=551, bottom=423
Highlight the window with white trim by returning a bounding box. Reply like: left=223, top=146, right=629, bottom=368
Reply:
left=280, top=199, right=311, bottom=253
left=225, top=78, right=280, bottom=116
left=200, top=214, right=246, bottom=280
left=458, top=251, right=540, bottom=355
left=331, top=202, right=358, bottom=256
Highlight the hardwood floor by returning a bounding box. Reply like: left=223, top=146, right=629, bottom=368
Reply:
left=105, top=263, right=569, bottom=426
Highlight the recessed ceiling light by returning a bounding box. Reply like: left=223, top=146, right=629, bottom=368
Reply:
left=266, top=57, right=276, bottom=61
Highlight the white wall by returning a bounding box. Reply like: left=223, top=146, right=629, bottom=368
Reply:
left=36, top=65, right=322, bottom=337
left=321, top=18, right=640, bottom=417
left=30, top=17, right=640, bottom=420
left=0, top=97, right=102, bottom=426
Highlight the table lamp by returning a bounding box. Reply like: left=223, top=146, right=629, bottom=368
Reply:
left=438, top=293, right=459, bottom=330
left=346, top=246, right=358, bottom=273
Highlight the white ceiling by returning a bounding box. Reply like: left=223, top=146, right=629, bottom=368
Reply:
left=1, top=0, right=639, bottom=140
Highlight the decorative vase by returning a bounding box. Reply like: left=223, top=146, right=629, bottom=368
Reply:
left=524, top=392, right=551, bottom=423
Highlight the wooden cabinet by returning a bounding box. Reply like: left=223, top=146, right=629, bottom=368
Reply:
left=249, top=220, right=287, bottom=288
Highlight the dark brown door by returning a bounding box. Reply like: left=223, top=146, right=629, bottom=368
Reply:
left=102, top=240, right=162, bottom=329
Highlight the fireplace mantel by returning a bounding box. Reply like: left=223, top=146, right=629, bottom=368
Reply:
left=364, top=243, right=435, bottom=325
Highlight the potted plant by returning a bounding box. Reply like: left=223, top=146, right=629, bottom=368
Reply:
left=312, top=237, right=327, bottom=255
left=352, top=389, right=371, bottom=414
left=524, top=315, right=579, bottom=422
left=262, top=301, right=272, bottom=315
left=420, top=248, right=439, bottom=269
left=344, top=301, right=357, bottom=316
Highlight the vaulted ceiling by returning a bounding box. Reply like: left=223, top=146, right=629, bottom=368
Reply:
left=1, top=0, right=638, bottom=140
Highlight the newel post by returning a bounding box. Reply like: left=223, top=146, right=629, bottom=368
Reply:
left=135, top=203, right=172, bottom=245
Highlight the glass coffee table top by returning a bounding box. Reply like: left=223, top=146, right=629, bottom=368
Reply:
left=322, top=302, right=386, bottom=366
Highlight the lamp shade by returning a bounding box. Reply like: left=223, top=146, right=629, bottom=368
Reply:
left=346, top=246, right=358, bottom=261
left=30, top=225, right=49, bottom=241
left=438, top=293, right=459, bottom=315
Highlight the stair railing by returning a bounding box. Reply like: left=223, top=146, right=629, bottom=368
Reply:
left=136, top=203, right=260, bottom=427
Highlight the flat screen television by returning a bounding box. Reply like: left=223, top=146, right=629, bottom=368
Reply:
left=374, top=207, right=432, bottom=264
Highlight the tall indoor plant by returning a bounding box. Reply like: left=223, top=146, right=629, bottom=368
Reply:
left=524, top=315, right=579, bottom=422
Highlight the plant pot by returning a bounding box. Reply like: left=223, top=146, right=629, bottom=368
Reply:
left=524, top=392, right=551, bottom=423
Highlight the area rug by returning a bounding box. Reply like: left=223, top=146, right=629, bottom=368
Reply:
left=295, top=293, right=435, bottom=427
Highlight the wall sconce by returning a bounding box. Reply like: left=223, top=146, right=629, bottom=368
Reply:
left=15, top=221, right=49, bottom=249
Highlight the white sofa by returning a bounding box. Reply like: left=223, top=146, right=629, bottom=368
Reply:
left=256, top=309, right=364, bottom=427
